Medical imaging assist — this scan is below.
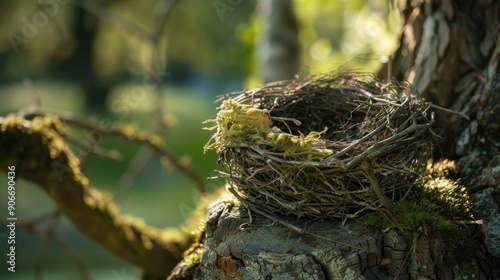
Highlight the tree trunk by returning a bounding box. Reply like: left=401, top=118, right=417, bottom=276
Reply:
left=378, top=0, right=499, bottom=158
left=378, top=0, right=500, bottom=262
left=256, top=0, right=300, bottom=83
left=170, top=199, right=499, bottom=279
left=50, top=6, right=112, bottom=112
left=169, top=0, right=500, bottom=279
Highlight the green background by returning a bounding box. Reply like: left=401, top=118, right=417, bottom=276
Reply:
left=0, top=0, right=397, bottom=279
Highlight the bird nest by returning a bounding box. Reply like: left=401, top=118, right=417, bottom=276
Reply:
left=204, top=73, right=435, bottom=219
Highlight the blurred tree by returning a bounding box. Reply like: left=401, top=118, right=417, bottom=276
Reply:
left=0, top=0, right=257, bottom=112
left=49, top=6, right=112, bottom=112
left=256, top=0, right=300, bottom=82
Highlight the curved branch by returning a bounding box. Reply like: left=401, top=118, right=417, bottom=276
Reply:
left=0, top=114, right=192, bottom=278
left=62, top=114, right=206, bottom=191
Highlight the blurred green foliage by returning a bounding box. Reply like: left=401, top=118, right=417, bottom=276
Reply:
left=0, top=0, right=398, bottom=87
left=0, top=0, right=399, bottom=279
left=244, top=0, right=400, bottom=86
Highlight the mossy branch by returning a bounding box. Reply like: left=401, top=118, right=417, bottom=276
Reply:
left=0, top=114, right=192, bottom=278
left=24, top=111, right=205, bottom=192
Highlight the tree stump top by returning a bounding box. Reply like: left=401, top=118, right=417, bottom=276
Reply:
left=186, top=200, right=500, bottom=280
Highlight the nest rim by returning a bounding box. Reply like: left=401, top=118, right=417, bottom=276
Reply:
left=206, top=72, right=435, bottom=219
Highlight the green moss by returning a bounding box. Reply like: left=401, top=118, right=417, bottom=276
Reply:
left=361, top=160, right=473, bottom=232
left=416, top=178, right=472, bottom=219
left=361, top=201, right=455, bottom=231
left=419, top=160, right=472, bottom=219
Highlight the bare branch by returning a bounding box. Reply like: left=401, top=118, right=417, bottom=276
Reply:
left=119, top=145, right=155, bottom=189
left=0, top=114, right=192, bottom=278
left=58, top=114, right=206, bottom=192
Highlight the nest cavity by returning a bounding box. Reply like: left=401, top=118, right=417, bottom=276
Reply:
left=204, top=73, right=435, bottom=219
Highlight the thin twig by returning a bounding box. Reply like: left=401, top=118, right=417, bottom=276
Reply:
left=119, top=145, right=156, bottom=189
left=152, top=0, right=179, bottom=43
left=120, top=0, right=180, bottom=191
left=361, top=160, right=393, bottom=208
left=13, top=211, right=92, bottom=280
left=45, top=229, right=93, bottom=280
left=23, top=112, right=205, bottom=192
left=61, top=134, right=123, bottom=162
left=429, top=103, right=470, bottom=120
left=61, top=115, right=206, bottom=192
left=227, top=182, right=253, bottom=224
left=149, top=0, right=173, bottom=131
left=150, top=0, right=179, bottom=132
left=395, top=235, right=416, bottom=279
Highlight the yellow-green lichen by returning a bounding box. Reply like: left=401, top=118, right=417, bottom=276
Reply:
left=182, top=246, right=203, bottom=267
left=1, top=114, right=84, bottom=184
left=203, top=99, right=332, bottom=161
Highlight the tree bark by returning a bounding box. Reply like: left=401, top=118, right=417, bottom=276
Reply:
left=377, top=0, right=500, bottom=261
left=170, top=199, right=499, bottom=279
left=378, top=0, right=499, bottom=158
